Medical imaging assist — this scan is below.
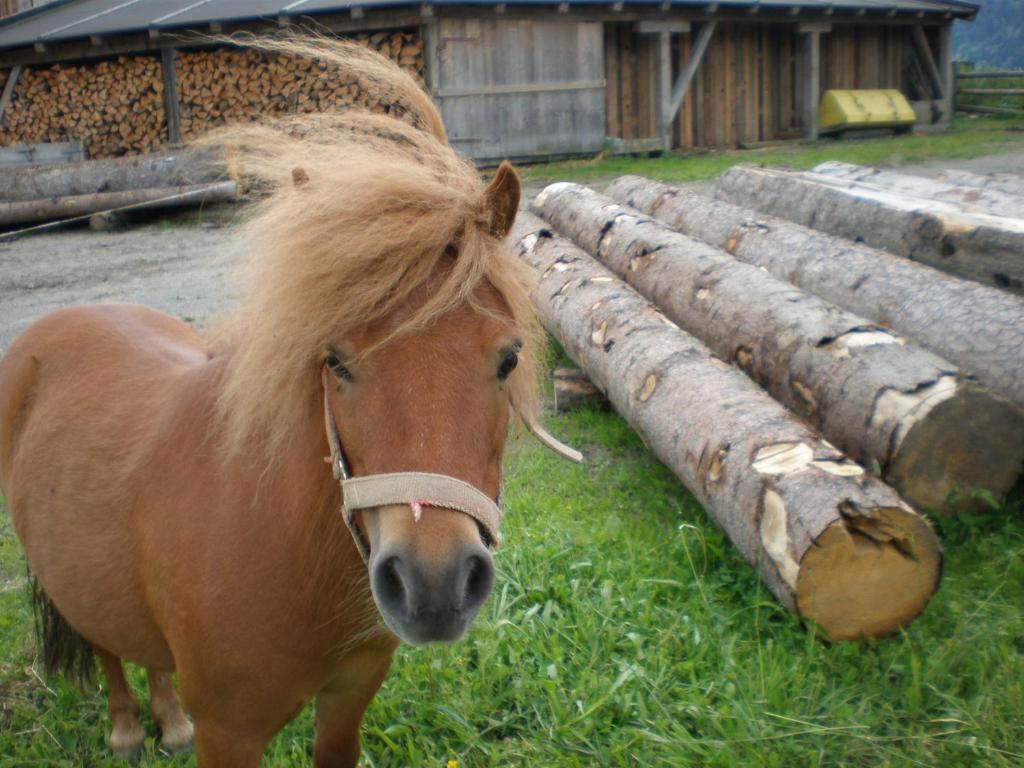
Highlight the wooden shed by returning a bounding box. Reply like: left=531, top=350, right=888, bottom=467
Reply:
left=0, top=0, right=978, bottom=162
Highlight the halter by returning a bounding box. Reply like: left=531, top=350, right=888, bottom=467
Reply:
left=322, top=369, right=581, bottom=562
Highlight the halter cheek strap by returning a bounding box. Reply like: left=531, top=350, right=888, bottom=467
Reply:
left=322, top=370, right=503, bottom=562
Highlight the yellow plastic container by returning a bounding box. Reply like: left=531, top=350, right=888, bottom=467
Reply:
left=818, top=89, right=916, bottom=134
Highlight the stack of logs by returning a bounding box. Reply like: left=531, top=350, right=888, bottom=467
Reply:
left=176, top=32, right=423, bottom=140
left=0, top=56, right=167, bottom=157
left=0, top=30, right=424, bottom=158
left=518, top=164, right=1024, bottom=642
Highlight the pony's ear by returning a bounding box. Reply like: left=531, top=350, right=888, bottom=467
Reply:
left=483, top=160, right=520, bottom=239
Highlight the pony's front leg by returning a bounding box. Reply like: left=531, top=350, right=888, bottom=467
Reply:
left=313, top=651, right=393, bottom=768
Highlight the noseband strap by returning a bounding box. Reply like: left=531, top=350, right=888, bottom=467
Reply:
left=322, top=370, right=502, bottom=562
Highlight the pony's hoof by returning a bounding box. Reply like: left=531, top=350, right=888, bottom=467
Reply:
left=159, top=718, right=195, bottom=754
left=110, top=722, right=145, bottom=761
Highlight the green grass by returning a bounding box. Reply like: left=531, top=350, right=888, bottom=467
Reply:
left=520, top=116, right=1024, bottom=184
left=1, top=408, right=1022, bottom=767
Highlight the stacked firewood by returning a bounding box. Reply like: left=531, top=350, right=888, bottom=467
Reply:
left=0, top=30, right=423, bottom=158
left=0, top=56, right=167, bottom=157
left=176, top=31, right=424, bottom=140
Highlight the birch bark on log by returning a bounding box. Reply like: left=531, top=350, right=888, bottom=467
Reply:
left=533, top=183, right=1024, bottom=513
left=606, top=175, right=1024, bottom=411
left=811, top=161, right=1024, bottom=219
left=509, top=211, right=942, bottom=641
left=715, top=165, right=1024, bottom=293
left=929, top=169, right=1024, bottom=200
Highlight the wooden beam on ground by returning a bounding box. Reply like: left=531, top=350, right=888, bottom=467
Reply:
left=161, top=48, right=182, bottom=145
left=912, top=25, right=945, bottom=100
left=665, top=21, right=716, bottom=125
left=0, top=64, right=22, bottom=127
left=553, top=368, right=609, bottom=412
left=0, top=182, right=239, bottom=228
left=802, top=28, right=822, bottom=140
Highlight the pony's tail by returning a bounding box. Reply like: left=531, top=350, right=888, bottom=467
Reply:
left=28, top=571, right=95, bottom=688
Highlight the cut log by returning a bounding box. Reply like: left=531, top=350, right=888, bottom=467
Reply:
left=510, top=211, right=942, bottom=640
left=0, top=181, right=239, bottom=227
left=811, top=161, right=1024, bottom=219
left=929, top=168, right=1024, bottom=200
left=606, top=175, right=1024, bottom=412
left=715, top=165, right=1024, bottom=293
left=553, top=368, right=609, bottom=413
left=0, top=148, right=226, bottom=203
left=534, top=183, right=1024, bottom=513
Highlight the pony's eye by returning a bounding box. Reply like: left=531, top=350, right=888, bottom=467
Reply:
left=497, top=349, right=519, bottom=381
left=325, top=354, right=353, bottom=382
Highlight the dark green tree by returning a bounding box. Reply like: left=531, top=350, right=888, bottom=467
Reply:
left=954, top=0, right=1024, bottom=69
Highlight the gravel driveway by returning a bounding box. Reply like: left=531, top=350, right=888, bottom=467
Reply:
left=0, top=224, right=239, bottom=351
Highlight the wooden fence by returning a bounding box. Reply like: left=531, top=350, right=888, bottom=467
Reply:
left=954, top=62, right=1024, bottom=117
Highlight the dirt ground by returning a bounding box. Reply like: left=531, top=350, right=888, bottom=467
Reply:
left=2, top=150, right=1023, bottom=352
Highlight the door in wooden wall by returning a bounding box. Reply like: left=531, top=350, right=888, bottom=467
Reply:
left=690, top=22, right=803, bottom=148
left=605, top=23, right=662, bottom=150
left=431, top=18, right=605, bottom=161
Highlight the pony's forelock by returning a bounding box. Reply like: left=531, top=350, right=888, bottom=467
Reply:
left=203, top=35, right=542, bottom=460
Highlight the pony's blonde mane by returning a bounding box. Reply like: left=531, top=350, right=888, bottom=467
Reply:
left=204, top=35, right=542, bottom=460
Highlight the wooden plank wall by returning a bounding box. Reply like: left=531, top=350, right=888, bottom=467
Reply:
left=822, top=26, right=909, bottom=93
left=606, top=22, right=910, bottom=149
left=605, top=23, right=658, bottom=140
left=438, top=18, right=606, bottom=160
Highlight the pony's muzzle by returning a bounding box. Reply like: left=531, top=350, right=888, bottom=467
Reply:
left=370, top=535, right=494, bottom=645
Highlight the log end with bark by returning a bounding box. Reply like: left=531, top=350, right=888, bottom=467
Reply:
left=887, top=380, right=1024, bottom=512
left=796, top=501, right=941, bottom=641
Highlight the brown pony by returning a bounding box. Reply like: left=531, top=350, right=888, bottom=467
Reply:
left=0, top=37, right=571, bottom=766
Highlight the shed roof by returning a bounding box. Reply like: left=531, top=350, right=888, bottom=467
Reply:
left=0, top=0, right=980, bottom=53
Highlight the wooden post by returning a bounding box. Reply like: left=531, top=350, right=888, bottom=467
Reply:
left=911, top=25, right=945, bottom=102
left=0, top=64, right=22, bottom=128
left=161, top=48, right=182, bottom=145
left=665, top=21, right=716, bottom=125
left=655, top=31, right=672, bottom=151
left=938, top=23, right=954, bottom=121
left=802, top=29, right=821, bottom=140
left=422, top=18, right=442, bottom=97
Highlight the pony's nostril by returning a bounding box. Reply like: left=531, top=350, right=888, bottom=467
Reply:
left=372, top=555, right=407, bottom=617
left=461, top=553, right=494, bottom=614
